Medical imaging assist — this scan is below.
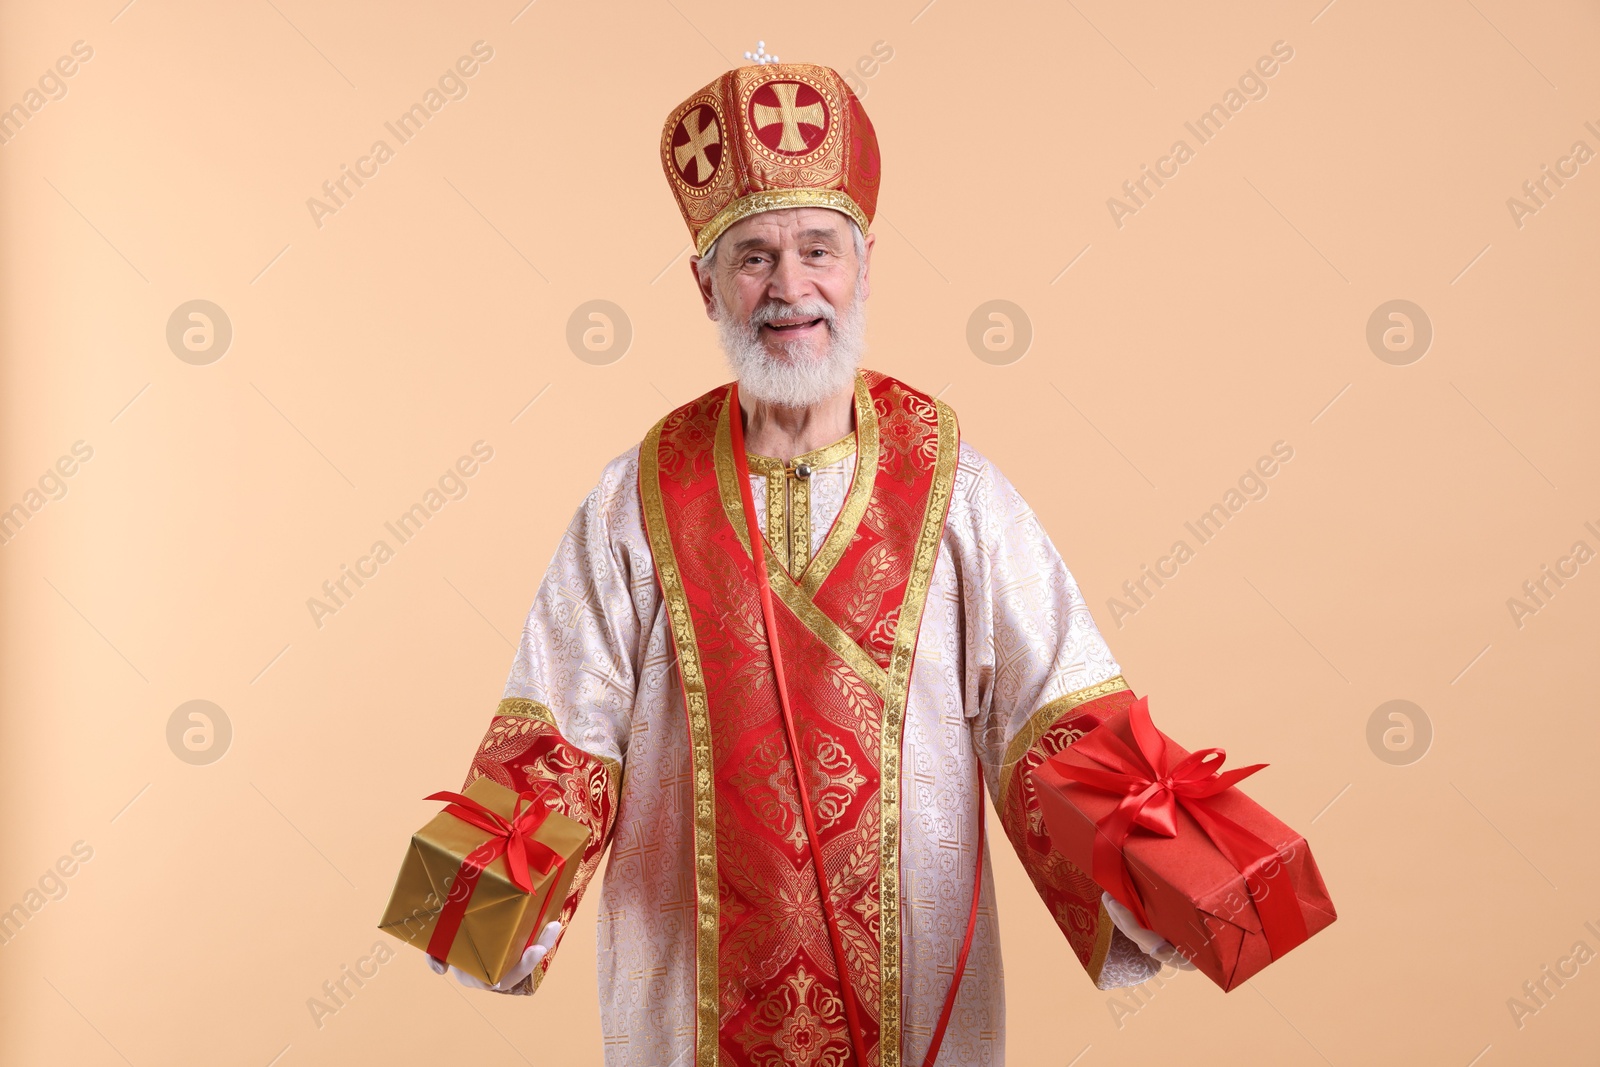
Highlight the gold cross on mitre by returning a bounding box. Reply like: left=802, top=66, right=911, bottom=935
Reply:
left=753, top=83, right=822, bottom=151
left=673, top=108, right=720, bottom=182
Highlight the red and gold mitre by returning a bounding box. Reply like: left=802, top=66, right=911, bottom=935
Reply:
left=660, top=62, right=881, bottom=256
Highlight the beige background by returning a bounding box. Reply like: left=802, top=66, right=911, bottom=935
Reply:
left=2, top=0, right=1596, bottom=1064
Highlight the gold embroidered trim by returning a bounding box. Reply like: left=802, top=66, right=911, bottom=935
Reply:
left=713, top=383, right=888, bottom=696
left=876, top=396, right=959, bottom=1067
left=1085, top=898, right=1116, bottom=987
left=745, top=430, right=855, bottom=580
left=766, top=555, right=888, bottom=696
left=494, top=696, right=624, bottom=789
left=743, top=429, right=857, bottom=475
left=696, top=189, right=870, bottom=257
left=718, top=374, right=877, bottom=600
left=765, top=468, right=787, bottom=572
left=713, top=399, right=750, bottom=556
left=998, top=675, right=1130, bottom=807
left=801, top=374, right=878, bottom=597
left=790, top=473, right=810, bottom=578
left=638, top=418, right=720, bottom=1067
left=496, top=696, right=556, bottom=726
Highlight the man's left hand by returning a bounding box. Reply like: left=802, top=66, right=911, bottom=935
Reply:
left=1101, top=891, right=1195, bottom=970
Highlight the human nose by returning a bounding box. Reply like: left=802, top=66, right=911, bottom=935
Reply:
left=765, top=251, right=809, bottom=305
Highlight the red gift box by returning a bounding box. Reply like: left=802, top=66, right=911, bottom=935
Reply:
left=1030, top=697, right=1335, bottom=990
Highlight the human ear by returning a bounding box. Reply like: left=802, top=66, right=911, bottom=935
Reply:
left=859, top=231, right=876, bottom=300
left=689, top=257, right=717, bottom=320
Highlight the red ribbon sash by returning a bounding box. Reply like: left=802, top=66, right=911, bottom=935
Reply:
left=423, top=784, right=566, bottom=969
left=1052, top=698, right=1310, bottom=960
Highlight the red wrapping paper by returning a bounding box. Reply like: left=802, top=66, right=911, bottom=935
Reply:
left=1030, top=699, right=1336, bottom=990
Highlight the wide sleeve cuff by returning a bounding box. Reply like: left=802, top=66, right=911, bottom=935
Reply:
left=995, top=676, right=1156, bottom=988
left=462, top=697, right=621, bottom=994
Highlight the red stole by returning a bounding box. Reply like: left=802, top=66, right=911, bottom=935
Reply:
left=639, top=370, right=958, bottom=1067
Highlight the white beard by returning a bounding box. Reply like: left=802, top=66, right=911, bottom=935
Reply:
left=715, top=281, right=867, bottom=408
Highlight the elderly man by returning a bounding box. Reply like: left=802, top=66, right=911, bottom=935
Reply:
left=428, top=59, right=1181, bottom=1066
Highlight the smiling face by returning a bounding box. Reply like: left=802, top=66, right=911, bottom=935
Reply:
left=692, top=207, right=874, bottom=407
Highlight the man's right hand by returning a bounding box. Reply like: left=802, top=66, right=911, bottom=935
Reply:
left=426, top=920, right=562, bottom=994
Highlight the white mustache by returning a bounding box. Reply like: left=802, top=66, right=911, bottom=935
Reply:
left=749, top=300, right=836, bottom=328
left=716, top=288, right=866, bottom=408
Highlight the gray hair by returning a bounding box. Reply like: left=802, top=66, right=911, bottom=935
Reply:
left=697, top=215, right=865, bottom=281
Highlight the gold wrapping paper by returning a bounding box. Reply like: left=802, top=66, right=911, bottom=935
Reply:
left=377, top=776, right=590, bottom=986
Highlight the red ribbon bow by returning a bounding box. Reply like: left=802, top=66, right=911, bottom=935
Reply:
left=422, top=784, right=566, bottom=969
left=1052, top=697, right=1309, bottom=960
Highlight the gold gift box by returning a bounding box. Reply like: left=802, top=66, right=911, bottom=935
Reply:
left=378, top=776, right=590, bottom=986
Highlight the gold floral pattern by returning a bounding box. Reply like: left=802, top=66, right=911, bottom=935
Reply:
left=873, top=385, right=940, bottom=485
left=728, top=728, right=869, bottom=850
left=734, top=965, right=852, bottom=1067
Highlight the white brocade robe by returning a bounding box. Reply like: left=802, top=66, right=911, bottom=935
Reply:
left=476, top=435, right=1159, bottom=1066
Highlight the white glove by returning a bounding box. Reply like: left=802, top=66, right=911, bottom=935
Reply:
left=1102, top=891, right=1195, bottom=970
left=427, top=920, right=562, bottom=993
